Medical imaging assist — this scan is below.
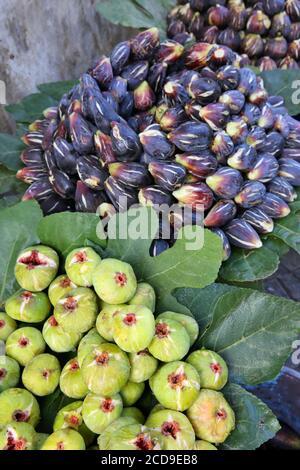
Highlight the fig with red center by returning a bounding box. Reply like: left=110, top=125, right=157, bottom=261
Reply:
left=149, top=361, right=200, bottom=411
left=146, top=409, right=195, bottom=450
left=92, top=258, right=137, bottom=305
left=54, top=287, right=98, bottom=334
left=148, top=318, right=190, bottom=362
left=15, top=245, right=59, bottom=292
left=81, top=343, right=130, bottom=395
left=187, top=389, right=235, bottom=444
left=60, top=358, right=88, bottom=399
left=53, top=402, right=94, bottom=447
left=5, top=290, right=51, bottom=323
left=157, top=312, right=199, bottom=346
left=65, top=247, right=101, bottom=287
left=6, top=327, right=46, bottom=366
left=187, top=349, right=228, bottom=391
left=101, top=423, right=161, bottom=450
left=113, top=305, right=155, bottom=353
left=48, top=274, right=78, bottom=306
left=22, top=353, right=61, bottom=397
left=0, top=423, right=36, bottom=451
left=42, top=315, right=82, bottom=354
left=82, top=392, right=123, bottom=434
left=0, top=388, right=40, bottom=428
left=0, top=357, right=20, bottom=392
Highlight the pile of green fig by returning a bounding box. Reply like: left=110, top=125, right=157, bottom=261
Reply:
left=0, top=245, right=235, bottom=450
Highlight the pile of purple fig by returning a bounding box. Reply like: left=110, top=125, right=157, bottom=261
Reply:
left=168, top=0, right=300, bottom=71
left=17, top=27, right=300, bottom=259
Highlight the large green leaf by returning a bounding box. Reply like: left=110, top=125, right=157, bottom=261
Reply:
left=200, top=286, right=300, bottom=385
left=0, top=166, right=27, bottom=209
left=219, top=246, right=280, bottom=283
left=37, top=80, right=78, bottom=101
left=222, top=384, right=280, bottom=450
left=106, top=207, right=223, bottom=313
left=96, top=0, right=176, bottom=31
left=5, top=80, right=76, bottom=124
left=0, top=201, right=43, bottom=307
left=272, top=212, right=300, bottom=255
left=0, top=134, right=25, bottom=171
left=6, top=93, right=56, bottom=124
left=259, top=69, right=300, bottom=116
left=37, top=212, right=106, bottom=259
left=174, top=283, right=238, bottom=334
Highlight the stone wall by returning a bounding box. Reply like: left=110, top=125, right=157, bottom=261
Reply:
left=0, top=0, right=135, bottom=132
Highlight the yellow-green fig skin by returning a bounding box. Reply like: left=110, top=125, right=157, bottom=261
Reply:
left=42, top=315, right=82, bottom=354
left=187, top=350, right=228, bottom=391
left=148, top=319, right=190, bottom=362
left=97, top=417, right=139, bottom=449
left=113, top=305, right=155, bottom=353
left=122, top=407, right=145, bottom=424
left=15, top=245, right=59, bottom=292
left=157, top=312, right=199, bottom=346
left=0, top=356, right=20, bottom=392
left=92, top=258, right=137, bottom=305
left=54, top=287, right=98, bottom=335
left=65, top=247, right=101, bottom=287
left=0, top=312, right=17, bottom=341
left=146, top=409, right=195, bottom=450
left=194, top=440, right=218, bottom=450
left=53, top=401, right=94, bottom=446
left=128, top=282, right=156, bottom=312
left=59, top=358, right=89, bottom=399
left=120, top=381, right=145, bottom=407
left=6, top=327, right=46, bottom=366
left=0, top=387, right=40, bottom=427
left=0, top=422, right=37, bottom=450
left=77, top=328, right=105, bottom=368
left=81, top=343, right=130, bottom=396
left=96, top=303, right=125, bottom=341
left=22, top=354, right=61, bottom=397
left=150, top=361, right=201, bottom=412
left=187, top=389, right=235, bottom=444
left=48, top=275, right=78, bottom=306
left=129, top=349, right=158, bottom=383
left=41, top=429, right=86, bottom=450
left=5, top=290, right=51, bottom=323
left=82, top=393, right=123, bottom=434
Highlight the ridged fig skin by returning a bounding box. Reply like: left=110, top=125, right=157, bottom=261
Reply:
left=242, top=207, right=274, bottom=234
left=173, top=182, right=214, bottom=210
left=204, top=200, right=237, bottom=227
left=224, top=219, right=263, bottom=250
left=257, top=193, right=291, bottom=218
left=268, top=176, right=297, bottom=202
left=206, top=167, right=243, bottom=199
left=235, top=181, right=267, bottom=208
